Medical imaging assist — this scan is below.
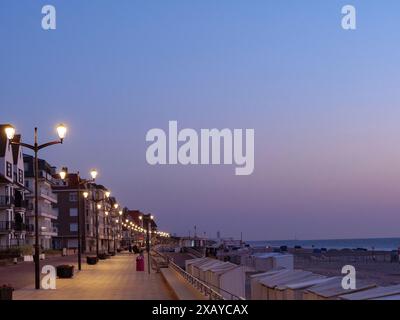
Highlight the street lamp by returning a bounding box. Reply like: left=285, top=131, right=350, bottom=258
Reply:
left=90, top=188, right=110, bottom=256
left=59, top=168, right=95, bottom=271
left=5, top=124, right=66, bottom=290
left=141, top=214, right=154, bottom=274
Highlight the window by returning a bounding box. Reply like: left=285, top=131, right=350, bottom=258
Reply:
left=52, top=208, right=59, bottom=217
left=18, top=169, right=23, bottom=184
left=69, top=192, right=78, bottom=202
left=69, top=208, right=78, bottom=217
left=69, top=223, right=78, bottom=232
left=6, top=162, right=12, bottom=178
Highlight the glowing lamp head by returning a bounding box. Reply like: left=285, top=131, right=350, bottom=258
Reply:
left=56, top=124, right=67, bottom=140
left=90, top=169, right=98, bottom=180
left=139, top=216, right=142, bottom=220
left=59, top=170, right=67, bottom=180
left=105, top=191, right=110, bottom=198
left=150, top=215, right=154, bottom=220
left=97, top=204, right=101, bottom=210
left=105, top=211, right=109, bottom=216
left=83, top=191, right=89, bottom=199
left=119, top=210, right=122, bottom=216
left=114, top=203, right=118, bottom=209
left=4, top=126, right=15, bottom=140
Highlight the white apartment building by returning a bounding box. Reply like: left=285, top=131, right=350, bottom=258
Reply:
left=24, top=154, right=58, bottom=250
left=0, top=125, right=28, bottom=248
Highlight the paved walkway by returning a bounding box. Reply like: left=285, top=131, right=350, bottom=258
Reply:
left=14, top=253, right=176, bottom=300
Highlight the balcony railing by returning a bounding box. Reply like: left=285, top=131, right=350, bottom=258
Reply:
left=0, top=196, right=14, bottom=207
left=0, top=221, right=15, bottom=232
left=40, top=189, right=57, bottom=202
left=14, top=199, right=29, bottom=209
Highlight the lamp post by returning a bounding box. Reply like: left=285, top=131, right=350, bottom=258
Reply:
left=59, top=168, right=97, bottom=270
left=5, top=124, right=67, bottom=290
left=91, top=189, right=110, bottom=257
left=141, top=214, right=154, bottom=274
left=111, top=203, right=119, bottom=252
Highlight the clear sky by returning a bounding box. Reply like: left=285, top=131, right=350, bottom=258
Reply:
left=2, top=1, right=400, bottom=240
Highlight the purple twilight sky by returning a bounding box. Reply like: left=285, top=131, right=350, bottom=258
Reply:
left=2, top=0, right=400, bottom=240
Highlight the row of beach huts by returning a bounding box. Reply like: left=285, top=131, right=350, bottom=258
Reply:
left=185, top=252, right=400, bottom=300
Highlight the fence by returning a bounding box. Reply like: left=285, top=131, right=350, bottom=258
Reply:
left=153, top=248, right=244, bottom=300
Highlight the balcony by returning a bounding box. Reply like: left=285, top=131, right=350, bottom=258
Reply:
left=0, top=221, right=14, bottom=232
left=15, top=223, right=33, bottom=232
left=14, top=199, right=29, bottom=211
left=39, top=188, right=57, bottom=203
left=27, top=225, right=57, bottom=236
left=0, top=196, right=14, bottom=208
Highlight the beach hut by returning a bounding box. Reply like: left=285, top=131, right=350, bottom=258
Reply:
left=272, top=255, right=294, bottom=270
left=198, top=260, right=225, bottom=282
left=219, top=265, right=249, bottom=300
left=250, top=253, right=294, bottom=271
left=250, top=269, right=287, bottom=300
left=274, top=274, right=329, bottom=300
left=303, top=277, right=376, bottom=300
left=191, top=258, right=216, bottom=278
left=260, top=270, right=314, bottom=300
left=373, top=294, right=400, bottom=300
left=252, top=253, right=279, bottom=271
left=205, top=262, right=237, bottom=292
left=186, top=258, right=211, bottom=277
left=185, top=258, right=208, bottom=273
left=339, top=284, right=400, bottom=300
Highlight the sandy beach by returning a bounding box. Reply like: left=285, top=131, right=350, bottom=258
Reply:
left=293, top=250, right=400, bottom=286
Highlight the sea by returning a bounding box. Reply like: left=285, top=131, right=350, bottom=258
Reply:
left=247, top=238, right=400, bottom=251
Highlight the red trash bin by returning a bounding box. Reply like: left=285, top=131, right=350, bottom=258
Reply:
left=136, top=255, right=144, bottom=271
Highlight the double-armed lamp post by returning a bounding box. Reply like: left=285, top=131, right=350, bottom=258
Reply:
left=5, top=124, right=67, bottom=290
left=59, top=168, right=98, bottom=270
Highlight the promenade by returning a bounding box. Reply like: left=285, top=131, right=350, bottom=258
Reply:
left=13, top=253, right=175, bottom=300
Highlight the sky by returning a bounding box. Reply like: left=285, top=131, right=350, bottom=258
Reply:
left=2, top=1, right=400, bottom=241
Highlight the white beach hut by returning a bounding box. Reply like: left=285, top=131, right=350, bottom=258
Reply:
left=188, top=258, right=214, bottom=278
left=339, top=284, right=400, bottom=300
left=205, top=262, right=237, bottom=292
left=252, top=253, right=279, bottom=271
left=219, top=265, right=249, bottom=300
left=303, top=277, right=376, bottom=300
left=249, top=253, right=294, bottom=272
left=272, top=255, right=294, bottom=270
left=373, top=294, right=400, bottom=300
left=198, top=260, right=225, bottom=282
left=260, top=270, right=314, bottom=300
left=274, top=274, right=329, bottom=300
left=185, top=257, right=208, bottom=274
left=250, top=269, right=287, bottom=300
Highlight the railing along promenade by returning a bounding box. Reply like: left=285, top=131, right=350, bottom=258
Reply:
left=152, top=248, right=244, bottom=300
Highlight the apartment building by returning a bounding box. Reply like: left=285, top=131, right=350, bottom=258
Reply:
left=0, top=125, right=29, bottom=248
left=23, top=155, right=58, bottom=250
left=53, top=175, right=121, bottom=253
left=120, top=210, right=158, bottom=248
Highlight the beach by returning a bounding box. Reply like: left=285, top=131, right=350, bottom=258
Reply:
left=294, top=252, right=400, bottom=286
